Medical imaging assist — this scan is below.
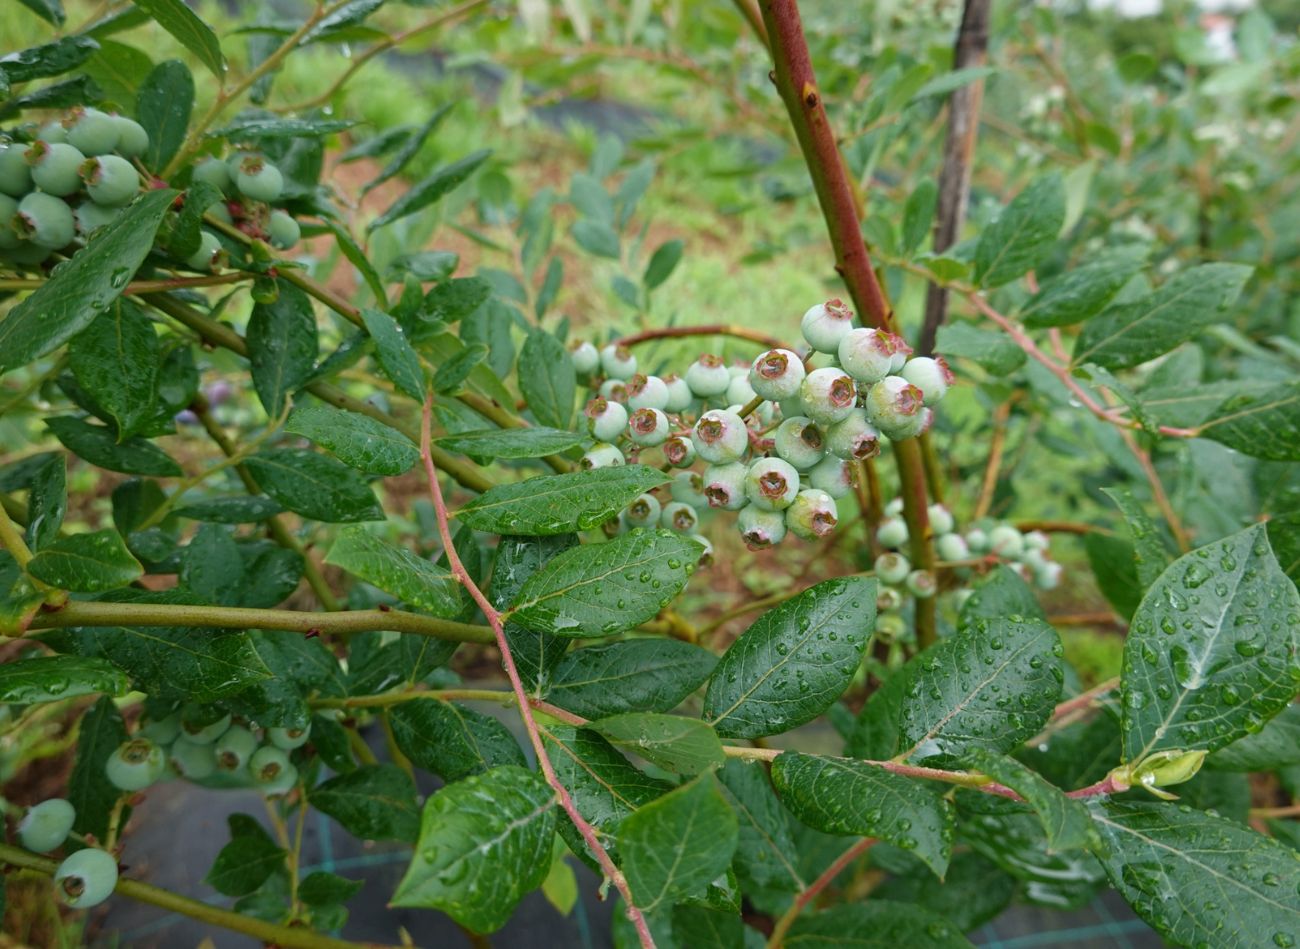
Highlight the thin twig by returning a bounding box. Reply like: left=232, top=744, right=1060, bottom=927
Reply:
left=973, top=394, right=1014, bottom=519
left=766, top=837, right=876, bottom=947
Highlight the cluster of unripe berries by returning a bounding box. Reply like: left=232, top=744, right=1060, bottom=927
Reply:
left=186, top=148, right=300, bottom=269
left=16, top=798, right=119, bottom=909
left=571, top=299, right=953, bottom=551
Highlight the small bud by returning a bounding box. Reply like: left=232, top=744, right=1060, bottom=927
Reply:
left=685, top=354, right=731, bottom=397
left=874, top=552, right=911, bottom=585
left=586, top=397, right=629, bottom=442
left=744, top=457, right=800, bottom=512
left=1122, top=749, right=1208, bottom=800
left=801, top=298, right=855, bottom=354
left=692, top=409, right=749, bottom=464
left=785, top=489, right=838, bottom=540
left=662, top=435, right=696, bottom=468
left=749, top=348, right=806, bottom=401
left=628, top=407, right=670, bottom=447
left=739, top=505, right=788, bottom=549
left=702, top=462, right=750, bottom=510
left=799, top=367, right=857, bottom=426
left=773, top=416, right=827, bottom=471
left=826, top=409, right=882, bottom=461
left=876, top=516, right=909, bottom=549
left=627, top=373, right=670, bottom=411
left=600, top=343, right=637, bottom=380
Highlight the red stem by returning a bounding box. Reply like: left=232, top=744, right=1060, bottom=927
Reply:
left=617, top=323, right=788, bottom=352
left=766, top=836, right=876, bottom=947
left=419, top=396, right=656, bottom=949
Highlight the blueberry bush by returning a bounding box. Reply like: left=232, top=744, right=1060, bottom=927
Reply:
left=0, top=1, right=1297, bottom=947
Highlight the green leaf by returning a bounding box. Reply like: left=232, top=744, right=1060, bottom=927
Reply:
left=457, top=466, right=669, bottom=537
left=1120, top=524, right=1300, bottom=762
left=643, top=239, right=684, bottom=290
left=771, top=752, right=954, bottom=878
left=298, top=872, right=362, bottom=909
left=432, top=342, right=487, bottom=394
left=392, top=765, right=557, bottom=933
left=324, top=526, right=459, bottom=616
left=301, top=0, right=387, bottom=42
left=973, top=173, right=1065, bottom=288
left=1, top=37, right=97, bottom=84
left=0, top=189, right=175, bottom=376
left=363, top=102, right=453, bottom=194
left=490, top=534, right=578, bottom=693
left=934, top=322, right=1026, bottom=375
left=175, top=495, right=284, bottom=523
left=243, top=450, right=383, bottom=523
left=1141, top=380, right=1275, bottom=431
left=136, top=60, right=193, bottom=171
left=1101, top=486, right=1172, bottom=589
left=703, top=577, right=876, bottom=739
left=871, top=851, right=1014, bottom=933
left=68, top=696, right=128, bottom=841
left=1199, top=382, right=1300, bottom=462
left=1209, top=705, right=1300, bottom=772
left=67, top=301, right=160, bottom=440
left=718, top=759, right=803, bottom=892
left=345, top=632, right=455, bottom=696
left=28, top=529, right=141, bottom=592
left=1021, top=254, right=1145, bottom=328
left=319, top=220, right=386, bottom=304
left=1091, top=800, right=1300, bottom=948
left=210, top=117, right=356, bottom=140
left=11, top=0, right=65, bottom=26
left=46, top=416, right=181, bottom=476
left=0, top=554, right=43, bottom=636
left=517, top=331, right=576, bottom=430
left=310, top=764, right=419, bottom=843
left=433, top=427, right=583, bottom=460
left=853, top=616, right=1063, bottom=766
left=205, top=825, right=285, bottom=897
left=959, top=564, right=1046, bottom=624
left=358, top=306, right=424, bottom=401
left=389, top=700, right=526, bottom=782
left=1073, top=263, right=1253, bottom=370
left=591, top=712, right=725, bottom=775
left=82, top=40, right=154, bottom=113
left=132, top=0, right=224, bottom=76
left=507, top=528, right=699, bottom=637
left=285, top=403, right=418, bottom=476
left=571, top=219, right=620, bottom=259
left=247, top=280, right=318, bottom=418
left=421, top=277, right=492, bottom=325
left=1085, top=532, right=1143, bottom=621
left=963, top=751, right=1099, bottom=853
left=369, top=149, right=491, bottom=232
left=786, top=902, right=975, bottom=948
left=178, top=523, right=243, bottom=606
left=23, top=452, right=65, bottom=551
left=0, top=655, right=128, bottom=704
left=549, top=640, right=717, bottom=718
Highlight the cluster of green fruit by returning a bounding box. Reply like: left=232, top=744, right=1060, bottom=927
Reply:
left=16, top=798, right=117, bottom=908
left=186, top=149, right=300, bottom=268
left=570, top=299, right=951, bottom=551
left=0, top=108, right=150, bottom=265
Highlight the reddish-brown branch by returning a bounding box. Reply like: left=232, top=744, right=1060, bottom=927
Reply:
left=766, top=837, right=876, bottom=947
left=419, top=396, right=655, bottom=949
left=617, top=323, right=787, bottom=352
left=973, top=395, right=1015, bottom=519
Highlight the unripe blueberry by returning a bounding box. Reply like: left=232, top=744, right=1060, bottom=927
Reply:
left=214, top=724, right=259, bottom=772
left=179, top=708, right=232, bottom=745
left=749, top=349, right=806, bottom=401
left=80, top=154, right=139, bottom=207
left=234, top=155, right=284, bottom=202
left=808, top=455, right=854, bottom=499
left=105, top=737, right=166, bottom=791
left=826, top=409, right=881, bottom=461
left=268, top=724, right=311, bottom=750
left=951, top=588, right=973, bottom=612
left=745, top=457, right=800, bottom=511
left=739, top=505, right=787, bottom=549
left=662, top=434, right=696, bottom=468
left=1035, top=561, right=1063, bottom=590
left=876, top=516, right=908, bottom=549
left=662, top=374, right=693, bottom=412
left=250, top=746, right=297, bottom=794
left=692, top=535, right=714, bottom=566
left=15, top=192, right=76, bottom=249
left=110, top=115, right=150, bottom=158
left=268, top=209, right=300, bottom=249
left=702, top=462, right=749, bottom=511
left=6, top=241, right=52, bottom=266
left=18, top=799, right=76, bottom=853
left=799, top=368, right=857, bottom=426
left=660, top=501, right=700, bottom=534
left=900, top=356, right=954, bottom=406
left=936, top=533, right=970, bottom=562
left=965, top=527, right=989, bottom=553
left=628, top=407, right=670, bottom=446
left=74, top=200, right=119, bottom=236
left=191, top=156, right=232, bottom=193
left=692, top=409, right=748, bottom=464
left=65, top=108, right=120, bottom=156
left=877, top=613, right=906, bottom=640
left=54, top=848, right=118, bottom=908
left=801, top=298, right=855, bottom=354
left=777, top=394, right=804, bottom=419
left=599, top=343, right=637, bottom=380
left=785, top=489, right=838, bottom=540
left=586, top=397, right=628, bottom=441
left=169, top=739, right=217, bottom=779
left=905, top=569, right=937, bottom=598
left=185, top=230, right=223, bottom=271
left=1024, top=530, right=1049, bottom=552
left=139, top=712, right=182, bottom=745
left=626, top=374, right=670, bottom=411
left=863, top=376, right=925, bottom=439
left=27, top=141, right=85, bottom=196
left=877, top=587, right=903, bottom=612
left=671, top=470, right=707, bottom=507
left=837, top=328, right=897, bottom=385
left=598, top=379, right=628, bottom=403
left=625, top=493, right=662, bottom=528
left=890, top=336, right=913, bottom=372
left=0, top=193, right=20, bottom=249
left=773, top=416, right=826, bottom=471
left=928, top=504, right=955, bottom=535
left=0, top=143, right=33, bottom=197
left=1021, top=548, right=1049, bottom=572
left=685, top=354, right=731, bottom=397
left=726, top=371, right=758, bottom=407
left=988, top=525, right=1024, bottom=559
left=581, top=442, right=625, bottom=469
left=884, top=497, right=904, bottom=517
left=874, top=552, right=911, bottom=585
left=208, top=201, right=233, bottom=225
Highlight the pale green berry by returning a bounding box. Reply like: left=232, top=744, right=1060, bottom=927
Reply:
left=663, top=374, right=693, bottom=412
left=826, top=409, right=881, bottom=461
left=109, top=115, right=149, bottom=157
left=1035, top=561, right=1063, bottom=590
left=191, top=157, right=232, bottom=193
left=965, top=527, right=989, bottom=553
left=785, top=489, right=838, bottom=540
left=250, top=746, right=297, bottom=794
left=884, top=497, right=904, bottom=517
left=749, top=348, right=805, bottom=401
left=662, top=434, right=696, bottom=468
left=268, top=209, right=300, bottom=249
left=65, top=108, right=120, bottom=156
left=15, top=192, right=75, bottom=249
left=874, top=552, right=911, bottom=585
left=105, top=737, right=166, bottom=791
left=692, top=534, right=714, bottom=566
left=54, top=848, right=118, bottom=908
left=628, top=407, right=670, bottom=447
left=800, top=298, right=855, bottom=354
left=936, top=533, right=969, bottom=561
left=6, top=241, right=52, bottom=265
left=37, top=121, right=67, bottom=144
left=671, top=470, right=707, bottom=507
left=799, top=368, right=857, bottom=426
left=988, top=525, right=1024, bottom=559
left=739, top=505, right=787, bottom=549
left=744, top=457, right=800, bottom=512
left=0, top=193, right=20, bottom=249
left=876, top=516, right=908, bottom=549
left=725, top=371, right=757, bottom=407
left=169, top=739, right=217, bottom=779
left=268, top=725, right=311, bottom=750
left=0, top=143, right=33, bottom=197
left=837, top=327, right=897, bottom=384
left=777, top=394, right=804, bottom=419
left=625, top=493, right=662, bottom=528
left=702, top=462, right=749, bottom=511
left=599, top=343, right=637, bottom=380
left=808, top=455, right=854, bottom=499
left=179, top=708, right=232, bottom=745
left=626, top=373, right=669, bottom=411
left=773, top=416, right=826, bottom=471
left=27, top=141, right=85, bottom=196
left=80, top=154, right=139, bottom=207
left=18, top=799, right=76, bottom=853
left=876, top=613, right=906, bottom=640
left=74, top=200, right=119, bottom=235
left=928, top=503, right=955, bottom=535
left=185, top=231, right=224, bottom=271
left=234, top=156, right=284, bottom=202
left=139, top=712, right=182, bottom=745
left=876, top=587, right=903, bottom=612
left=1021, top=547, right=1049, bottom=572
left=692, top=409, right=748, bottom=464
left=685, top=354, right=730, bottom=397
left=214, top=725, right=258, bottom=772
left=889, top=336, right=913, bottom=372
left=905, top=569, right=937, bottom=598
left=570, top=341, right=599, bottom=375
left=900, top=356, right=954, bottom=406
left=951, top=588, right=973, bottom=612
left=598, top=379, right=628, bottom=403
left=864, top=376, right=925, bottom=439
left=581, top=442, right=624, bottom=469
left=585, top=396, right=628, bottom=442
left=1024, top=530, right=1049, bottom=552
left=660, top=501, right=700, bottom=534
